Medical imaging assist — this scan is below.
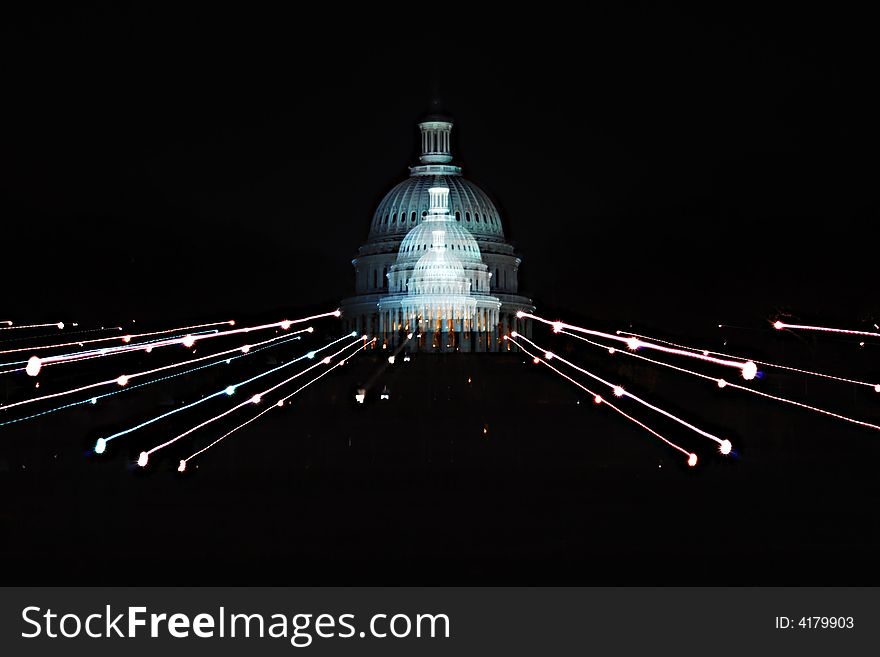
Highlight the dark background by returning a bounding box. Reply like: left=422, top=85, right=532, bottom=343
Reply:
left=2, top=5, right=880, bottom=585
left=2, top=4, right=877, bottom=330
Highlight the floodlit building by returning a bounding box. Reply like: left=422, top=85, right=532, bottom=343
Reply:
left=341, top=113, right=534, bottom=352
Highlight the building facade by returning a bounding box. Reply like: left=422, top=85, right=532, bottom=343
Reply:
left=341, top=115, right=534, bottom=352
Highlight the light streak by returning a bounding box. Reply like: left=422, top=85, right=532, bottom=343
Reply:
left=0, top=329, right=313, bottom=413
left=560, top=329, right=880, bottom=434
left=620, top=330, right=880, bottom=391
left=517, top=311, right=755, bottom=379
left=0, top=322, right=65, bottom=331
left=94, top=333, right=357, bottom=450
left=0, top=320, right=234, bottom=356
left=140, top=336, right=365, bottom=464
left=507, top=335, right=696, bottom=465
left=514, top=332, right=729, bottom=451
left=7, top=310, right=334, bottom=372
left=0, top=332, right=307, bottom=428
left=0, top=329, right=220, bottom=375
left=178, top=339, right=367, bottom=470
left=0, top=325, right=123, bottom=345
left=774, top=320, right=880, bottom=338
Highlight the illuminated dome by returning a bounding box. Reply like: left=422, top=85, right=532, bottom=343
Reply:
left=341, top=113, right=535, bottom=353
left=395, top=182, right=483, bottom=266
left=369, top=175, right=505, bottom=243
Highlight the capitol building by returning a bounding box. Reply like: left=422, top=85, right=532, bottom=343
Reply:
left=341, top=113, right=534, bottom=352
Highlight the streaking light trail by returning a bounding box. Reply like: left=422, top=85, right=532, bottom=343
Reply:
left=177, top=338, right=370, bottom=471
left=0, top=329, right=313, bottom=412
left=0, top=325, right=124, bottom=346
left=0, top=332, right=307, bottom=428
left=95, top=332, right=357, bottom=451
left=0, top=322, right=64, bottom=331
left=7, top=310, right=339, bottom=377
left=0, top=329, right=222, bottom=375
left=506, top=335, right=697, bottom=466
left=517, top=311, right=757, bottom=380
left=138, top=336, right=364, bottom=466
left=560, top=330, right=880, bottom=433
left=0, top=319, right=234, bottom=357
left=619, top=330, right=880, bottom=391
left=513, top=332, right=731, bottom=453
left=773, top=320, right=880, bottom=339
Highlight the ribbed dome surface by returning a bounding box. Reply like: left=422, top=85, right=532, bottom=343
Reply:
left=396, top=218, right=483, bottom=266
left=369, top=174, right=505, bottom=242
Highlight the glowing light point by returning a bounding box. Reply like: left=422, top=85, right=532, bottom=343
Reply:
left=307, top=351, right=316, bottom=359
left=137, top=452, right=148, bottom=467
left=251, top=394, right=261, bottom=404
left=552, top=321, right=563, bottom=333
left=178, top=460, right=186, bottom=473
left=240, top=345, right=251, bottom=353
left=594, top=395, right=602, bottom=404
left=116, top=375, right=129, bottom=386
left=94, top=438, right=107, bottom=454
left=720, top=440, right=732, bottom=455
left=122, top=335, right=132, bottom=343
left=717, top=379, right=727, bottom=389
left=25, top=356, right=42, bottom=377
left=702, top=350, right=709, bottom=356
left=532, top=356, right=540, bottom=364
left=182, top=335, right=196, bottom=348
left=516, top=311, right=525, bottom=319
left=225, top=386, right=235, bottom=396
left=90, top=397, right=97, bottom=405
left=613, top=386, right=625, bottom=398
left=626, top=337, right=640, bottom=351
left=321, top=356, right=331, bottom=364
left=276, top=400, right=284, bottom=407
left=688, top=453, right=698, bottom=467
left=57, top=322, right=64, bottom=329
left=742, top=361, right=758, bottom=381
left=511, top=331, right=519, bottom=338
left=350, top=331, right=358, bottom=337
left=773, top=320, right=784, bottom=330
left=228, top=320, right=236, bottom=326
left=875, top=384, right=880, bottom=393
left=544, top=351, right=554, bottom=360
left=388, top=356, right=395, bottom=364
left=281, top=320, right=292, bottom=330
left=307, top=326, right=314, bottom=333
left=333, top=309, right=342, bottom=318
left=145, top=346, right=153, bottom=353
left=407, top=332, right=414, bottom=339
left=608, top=348, right=616, bottom=355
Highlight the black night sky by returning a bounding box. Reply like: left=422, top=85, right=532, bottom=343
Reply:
left=2, top=5, right=876, bottom=330
left=2, top=6, right=880, bottom=585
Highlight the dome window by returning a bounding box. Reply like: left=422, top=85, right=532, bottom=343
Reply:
left=475, top=213, right=480, bottom=223
left=391, top=213, right=397, bottom=223
left=455, top=211, right=461, bottom=222
left=384, top=214, right=389, bottom=224
left=466, top=212, right=471, bottom=222
left=410, top=211, right=416, bottom=222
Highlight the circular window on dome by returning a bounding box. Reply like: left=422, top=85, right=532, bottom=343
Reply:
left=422, top=210, right=427, bottom=217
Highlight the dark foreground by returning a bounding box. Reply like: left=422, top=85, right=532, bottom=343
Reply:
left=2, top=343, right=879, bottom=585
